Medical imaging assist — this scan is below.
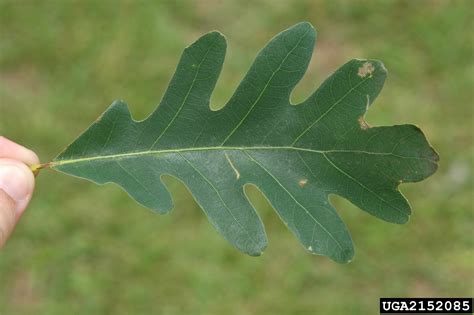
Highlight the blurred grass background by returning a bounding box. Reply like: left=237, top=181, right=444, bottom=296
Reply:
left=0, top=0, right=472, bottom=314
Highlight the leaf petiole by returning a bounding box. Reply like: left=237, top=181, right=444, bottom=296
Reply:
left=30, top=162, right=52, bottom=176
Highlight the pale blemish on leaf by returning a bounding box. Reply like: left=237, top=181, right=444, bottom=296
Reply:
left=298, top=179, right=308, bottom=188
left=358, top=116, right=370, bottom=130
left=358, top=62, right=375, bottom=78
left=357, top=94, right=371, bottom=130
left=308, top=246, right=313, bottom=251
left=94, top=113, right=104, bottom=123
left=225, top=153, right=240, bottom=180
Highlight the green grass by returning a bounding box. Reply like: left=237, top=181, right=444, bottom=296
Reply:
left=0, top=1, right=472, bottom=314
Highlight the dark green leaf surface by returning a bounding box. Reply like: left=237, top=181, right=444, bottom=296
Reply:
left=50, top=22, right=438, bottom=263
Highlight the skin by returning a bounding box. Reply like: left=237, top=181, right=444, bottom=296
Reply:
left=0, top=136, right=38, bottom=249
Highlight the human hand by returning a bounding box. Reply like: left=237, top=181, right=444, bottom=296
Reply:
left=0, top=136, right=39, bottom=248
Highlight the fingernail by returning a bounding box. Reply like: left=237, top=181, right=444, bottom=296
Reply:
left=0, top=162, right=32, bottom=212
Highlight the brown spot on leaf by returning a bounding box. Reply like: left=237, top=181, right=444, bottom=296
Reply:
left=358, top=62, right=375, bottom=78
left=298, top=179, right=308, bottom=188
left=358, top=116, right=370, bottom=130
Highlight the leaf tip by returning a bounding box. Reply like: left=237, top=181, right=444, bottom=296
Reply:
left=245, top=245, right=267, bottom=257
left=336, top=247, right=355, bottom=264
left=393, top=213, right=411, bottom=225
left=296, top=21, right=315, bottom=31
left=203, top=30, right=227, bottom=46
left=291, top=21, right=317, bottom=38
left=411, top=124, right=440, bottom=163
left=207, top=30, right=226, bottom=43
left=184, top=30, right=227, bottom=55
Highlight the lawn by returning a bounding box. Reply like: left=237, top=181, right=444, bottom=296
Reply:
left=0, top=1, right=472, bottom=314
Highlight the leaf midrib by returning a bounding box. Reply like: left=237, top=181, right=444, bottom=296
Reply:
left=52, top=146, right=436, bottom=167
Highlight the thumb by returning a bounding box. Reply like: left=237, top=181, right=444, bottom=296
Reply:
left=0, top=159, right=35, bottom=248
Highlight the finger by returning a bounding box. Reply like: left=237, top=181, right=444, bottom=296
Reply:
left=0, top=136, right=39, bottom=166
left=0, top=189, right=17, bottom=248
left=0, top=159, right=36, bottom=218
